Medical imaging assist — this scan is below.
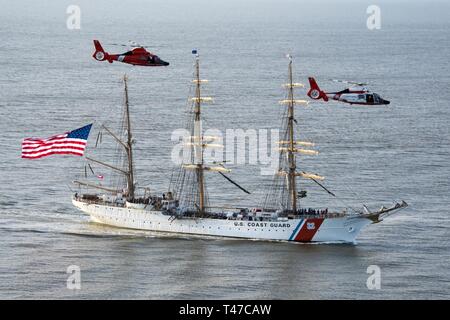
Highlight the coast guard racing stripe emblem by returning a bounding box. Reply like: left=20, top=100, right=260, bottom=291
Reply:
left=290, top=218, right=324, bottom=242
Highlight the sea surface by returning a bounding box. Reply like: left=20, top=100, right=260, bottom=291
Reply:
left=0, top=0, right=449, bottom=299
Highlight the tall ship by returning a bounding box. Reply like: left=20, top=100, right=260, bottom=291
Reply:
left=72, top=54, right=407, bottom=243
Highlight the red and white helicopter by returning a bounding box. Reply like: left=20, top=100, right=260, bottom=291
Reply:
left=92, top=40, right=169, bottom=67
left=307, top=77, right=390, bottom=105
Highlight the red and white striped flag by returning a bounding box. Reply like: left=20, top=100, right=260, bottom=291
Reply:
left=21, top=124, right=92, bottom=159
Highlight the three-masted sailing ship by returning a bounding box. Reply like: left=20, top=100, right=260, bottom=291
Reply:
left=72, top=54, right=407, bottom=243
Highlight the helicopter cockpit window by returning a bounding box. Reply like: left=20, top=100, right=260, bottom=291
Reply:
left=366, top=94, right=374, bottom=103
left=373, top=93, right=381, bottom=103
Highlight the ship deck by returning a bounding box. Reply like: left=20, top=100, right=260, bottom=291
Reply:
left=73, top=196, right=349, bottom=222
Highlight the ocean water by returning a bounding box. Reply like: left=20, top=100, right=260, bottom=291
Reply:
left=0, top=0, right=449, bottom=299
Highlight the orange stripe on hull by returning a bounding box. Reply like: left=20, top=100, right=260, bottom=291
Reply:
left=294, top=218, right=324, bottom=242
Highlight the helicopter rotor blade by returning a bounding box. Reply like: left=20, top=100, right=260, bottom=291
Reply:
left=128, top=40, right=150, bottom=48
left=327, top=79, right=368, bottom=86
left=106, top=41, right=151, bottom=49
left=106, top=43, right=128, bottom=47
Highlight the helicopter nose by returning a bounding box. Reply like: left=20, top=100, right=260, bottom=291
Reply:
left=158, top=60, right=169, bottom=66
left=158, top=58, right=169, bottom=66
left=384, top=100, right=390, bottom=105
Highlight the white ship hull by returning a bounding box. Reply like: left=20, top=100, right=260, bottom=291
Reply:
left=72, top=199, right=373, bottom=243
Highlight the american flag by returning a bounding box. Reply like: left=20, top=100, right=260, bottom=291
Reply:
left=21, top=124, right=92, bottom=159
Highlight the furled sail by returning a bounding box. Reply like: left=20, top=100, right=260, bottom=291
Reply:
left=190, top=97, right=213, bottom=103
left=278, top=147, right=319, bottom=155
left=277, top=140, right=315, bottom=147
left=184, top=142, right=224, bottom=148
left=282, top=82, right=305, bottom=88
left=184, top=135, right=221, bottom=142
left=182, top=164, right=231, bottom=173
left=296, top=171, right=325, bottom=180
left=279, top=99, right=309, bottom=105
left=277, top=171, right=324, bottom=180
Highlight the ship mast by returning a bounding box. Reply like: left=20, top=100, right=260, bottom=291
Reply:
left=177, top=51, right=230, bottom=214
left=74, top=75, right=136, bottom=198
left=277, top=56, right=322, bottom=213
left=123, top=75, right=135, bottom=200
left=287, top=59, right=297, bottom=212
left=194, top=55, right=205, bottom=213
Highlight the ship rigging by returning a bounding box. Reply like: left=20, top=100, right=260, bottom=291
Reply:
left=72, top=53, right=407, bottom=244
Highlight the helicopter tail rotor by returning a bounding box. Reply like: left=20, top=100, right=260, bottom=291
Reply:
left=307, top=77, right=328, bottom=101
left=92, top=40, right=110, bottom=62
